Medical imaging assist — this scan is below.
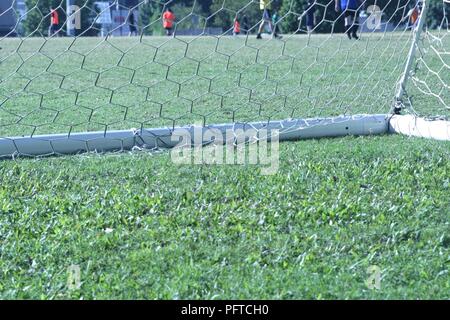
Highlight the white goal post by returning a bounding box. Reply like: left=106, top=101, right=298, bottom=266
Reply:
left=0, top=0, right=449, bottom=158
left=391, top=0, right=450, bottom=140
left=0, top=115, right=389, bottom=156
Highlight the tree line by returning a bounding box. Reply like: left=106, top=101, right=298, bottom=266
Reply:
left=23, top=0, right=450, bottom=36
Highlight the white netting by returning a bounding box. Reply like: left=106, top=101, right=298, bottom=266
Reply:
left=406, top=0, right=450, bottom=119
left=0, top=0, right=447, bottom=157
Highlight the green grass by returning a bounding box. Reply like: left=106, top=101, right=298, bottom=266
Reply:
left=0, top=33, right=449, bottom=299
left=0, top=135, right=449, bottom=299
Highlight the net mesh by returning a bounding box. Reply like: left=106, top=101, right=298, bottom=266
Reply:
left=0, top=0, right=448, bottom=156
left=406, top=0, right=450, bottom=119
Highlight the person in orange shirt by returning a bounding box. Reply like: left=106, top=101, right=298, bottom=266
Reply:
left=233, top=17, right=240, bottom=36
left=49, top=7, right=60, bottom=37
left=408, top=6, right=420, bottom=28
left=162, top=8, right=175, bottom=36
left=404, top=1, right=423, bottom=30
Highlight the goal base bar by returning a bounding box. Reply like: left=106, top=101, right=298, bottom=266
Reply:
left=0, top=114, right=388, bottom=158
left=389, top=115, right=450, bottom=141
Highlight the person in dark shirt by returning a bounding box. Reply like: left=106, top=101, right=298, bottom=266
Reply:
left=241, top=15, right=249, bottom=35
left=128, top=10, right=138, bottom=36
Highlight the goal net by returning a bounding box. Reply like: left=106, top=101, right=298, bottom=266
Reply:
left=400, top=1, right=450, bottom=118
left=0, top=0, right=448, bottom=157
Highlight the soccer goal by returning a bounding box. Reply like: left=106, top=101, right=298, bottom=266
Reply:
left=0, top=0, right=449, bottom=158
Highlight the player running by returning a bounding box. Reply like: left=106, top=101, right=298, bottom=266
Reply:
left=256, top=0, right=281, bottom=39
left=335, top=0, right=360, bottom=39
left=162, top=8, right=175, bottom=36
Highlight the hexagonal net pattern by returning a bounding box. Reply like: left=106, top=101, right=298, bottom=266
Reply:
left=405, top=1, right=450, bottom=119
left=0, top=0, right=447, bottom=157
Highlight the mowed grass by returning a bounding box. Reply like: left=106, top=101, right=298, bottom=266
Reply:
left=0, top=135, right=449, bottom=299
left=0, top=33, right=449, bottom=299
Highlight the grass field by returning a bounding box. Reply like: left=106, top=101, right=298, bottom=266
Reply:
left=0, top=32, right=449, bottom=299
left=0, top=135, right=449, bottom=299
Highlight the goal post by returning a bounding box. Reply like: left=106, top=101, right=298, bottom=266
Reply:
left=0, top=115, right=389, bottom=156
left=0, top=0, right=449, bottom=159
left=391, top=0, right=450, bottom=140
left=389, top=114, right=450, bottom=141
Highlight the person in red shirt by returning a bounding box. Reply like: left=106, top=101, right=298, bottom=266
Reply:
left=49, top=7, right=60, bottom=37
left=408, top=6, right=420, bottom=28
left=233, top=17, right=240, bottom=36
left=162, top=8, right=175, bottom=36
